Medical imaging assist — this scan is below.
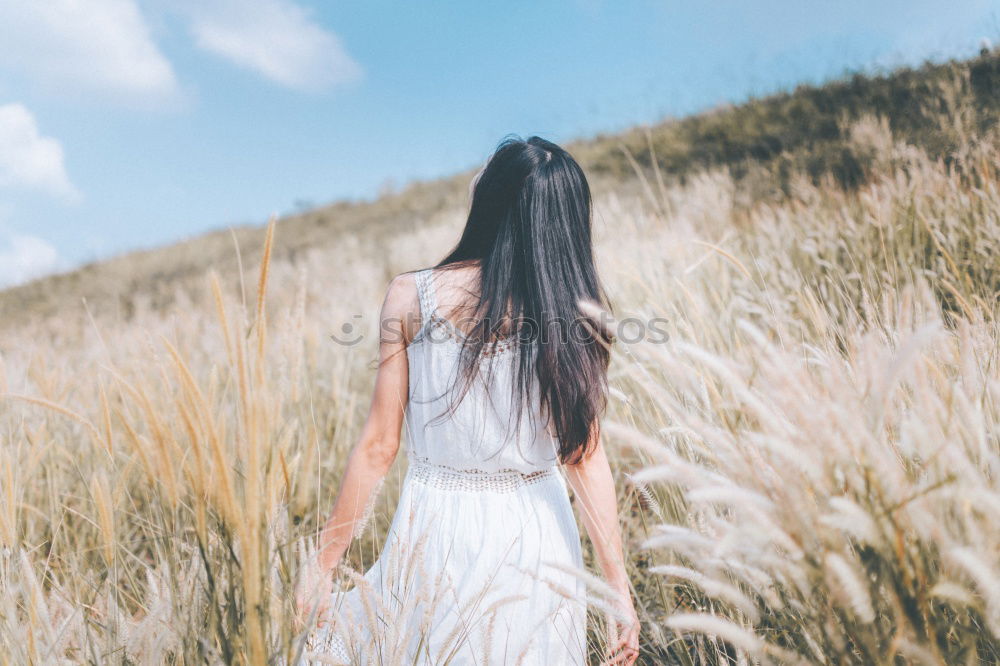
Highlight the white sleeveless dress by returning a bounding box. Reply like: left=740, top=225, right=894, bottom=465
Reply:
left=301, top=268, right=588, bottom=665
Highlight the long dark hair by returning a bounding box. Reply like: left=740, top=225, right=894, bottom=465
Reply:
left=434, top=135, right=612, bottom=465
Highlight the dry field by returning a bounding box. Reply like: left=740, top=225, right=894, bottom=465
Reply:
left=2, top=93, right=999, bottom=663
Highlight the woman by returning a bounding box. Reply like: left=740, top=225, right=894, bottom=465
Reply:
left=296, top=136, right=638, bottom=665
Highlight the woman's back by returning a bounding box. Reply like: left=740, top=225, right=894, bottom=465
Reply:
left=404, top=266, right=561, bottom=477
left=304, top=265, right=588, bottom=664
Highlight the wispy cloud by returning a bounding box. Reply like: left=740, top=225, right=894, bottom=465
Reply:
left=0, top=103, right=79, bottom=200
left=181, top=0, right=363, bottom=92
left=0, top=229, right=61, bottom=287
left=0, top=0, right=180, bottom=103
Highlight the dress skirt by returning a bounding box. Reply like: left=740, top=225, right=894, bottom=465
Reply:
left=300, top=459, right=588, bottom=665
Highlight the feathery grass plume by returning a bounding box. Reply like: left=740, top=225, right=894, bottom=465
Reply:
left=823, top=553, right=876, bottom=624
left=664, top=613, right=762, bottom=653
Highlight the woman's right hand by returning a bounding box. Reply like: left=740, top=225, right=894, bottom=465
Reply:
left=294, top=557, right=334, bottom=630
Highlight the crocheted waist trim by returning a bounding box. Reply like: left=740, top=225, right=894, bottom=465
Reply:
left=407, top=456, right=556, bottom=493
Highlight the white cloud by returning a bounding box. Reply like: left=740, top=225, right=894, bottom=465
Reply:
left=0, top=230, right=61, bottom=287
left=0, top=0, right=179, bottom=102
left=0, top=104, right=79, bottom=200
left=183, top=0, right=362, bottom=91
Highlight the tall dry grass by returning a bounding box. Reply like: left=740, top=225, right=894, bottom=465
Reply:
left=1, top=105, right=999, bottom=663
left=596, top=113, right=1000, bottom=664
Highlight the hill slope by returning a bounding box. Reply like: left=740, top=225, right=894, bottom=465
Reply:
left=2, top=49, right=999, bottom=332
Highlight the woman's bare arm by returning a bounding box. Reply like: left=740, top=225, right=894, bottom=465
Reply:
left=563, top=426, right=639, bottom=665
left=297, top=274, right=415, bottom=621
left=316, top=274, right=413, bottom=570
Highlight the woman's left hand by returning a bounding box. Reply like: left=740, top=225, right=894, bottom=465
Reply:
left=601, top=590, right=640, bottom=665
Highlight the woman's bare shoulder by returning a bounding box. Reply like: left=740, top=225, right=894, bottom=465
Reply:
left=381, top=271, right=422, bottom=345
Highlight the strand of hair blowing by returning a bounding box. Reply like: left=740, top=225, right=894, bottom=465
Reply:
left=436, top=135, right=612, bottom=465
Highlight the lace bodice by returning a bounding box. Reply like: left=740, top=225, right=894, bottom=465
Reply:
left=403, top=268, right=560, bottom=474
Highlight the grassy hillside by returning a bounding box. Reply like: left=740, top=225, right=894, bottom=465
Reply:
left=3, top=50, right=1000, bottom=332
left=1, top=50, right=999, bottom=664
left=0, top=174, right=477, bottom=330
left=579, top=47, right=1000, bottom=189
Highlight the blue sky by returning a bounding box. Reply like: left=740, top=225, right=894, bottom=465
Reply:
left=0, top=0, right=997, bottom=286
